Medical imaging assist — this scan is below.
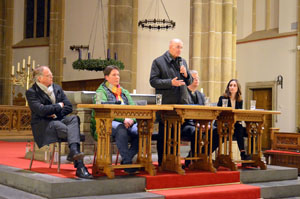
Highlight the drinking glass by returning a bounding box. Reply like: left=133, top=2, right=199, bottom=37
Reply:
left=156, top=94, right=162, bottom=105
left=204, top=97, right=210, bottom=106
left=222, top=99, right=228, bottom=107
left=250, top=100, right=256, bottom=110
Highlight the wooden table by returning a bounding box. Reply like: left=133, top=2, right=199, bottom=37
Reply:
left=77, top=104, right=173, bottom=178
left=161, top=105, right=231, bottom=174
left=214, top=109, right=280, bottom=171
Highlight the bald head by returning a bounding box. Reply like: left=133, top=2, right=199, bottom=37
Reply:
left=169, top=38, right=183, bottom=58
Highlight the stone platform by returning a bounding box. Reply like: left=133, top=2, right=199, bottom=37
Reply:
left=1, top=163, right=300, bottom=199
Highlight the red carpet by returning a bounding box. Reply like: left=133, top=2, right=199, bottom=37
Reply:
left=0, top=141, right=261, bottom=198
left=0, top=141, right=86, bottom=178
left=142, top=170, right=240, bottom=190
left=150, top=184, right=261, bottom=199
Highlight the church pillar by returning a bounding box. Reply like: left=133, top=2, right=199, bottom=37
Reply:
left=49, top=0, right=65, bottom=85
left=108, top=0, right=137, bottom=92
left=296, top=0, right=300, bottom=130
left=189, top=0, right=237, bottom=102
left=0, top=0, right=14, bottom=105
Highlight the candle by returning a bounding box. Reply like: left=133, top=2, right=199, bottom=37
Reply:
left=27, top=66, right=30, bottom=76
left=28, top=56, right=31, bottom=65
left=17, top=62, right=20, bottom=72
left=11, top=65, right=14, bottom=76
left=200, top=88, right=204, bottom=93
left=32, top=60, right=35, bottom=69
left=22, top=59, right=25, bottom=69
left=107, top=48, right=110, bottom=60
left=78, top=49, right=81, bottom=60
left=114, top=52, right=117, bottom=60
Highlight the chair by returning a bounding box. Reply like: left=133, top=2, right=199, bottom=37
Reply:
left=29, top=134, right=85, bottom=173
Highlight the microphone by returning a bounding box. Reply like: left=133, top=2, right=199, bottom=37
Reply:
left=178, top=57, right=184, bottom=76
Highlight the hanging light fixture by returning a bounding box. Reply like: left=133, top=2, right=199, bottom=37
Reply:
left=138, top=0, right=176, bottom=30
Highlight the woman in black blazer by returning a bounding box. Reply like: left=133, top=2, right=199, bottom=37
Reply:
left=216, top=79, right=250, bottom=160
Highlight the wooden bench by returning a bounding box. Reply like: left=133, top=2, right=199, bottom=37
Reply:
left=263, top=128, right=300, bottom=173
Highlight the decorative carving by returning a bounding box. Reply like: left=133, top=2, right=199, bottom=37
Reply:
left=0, top=106, right=32, bottom=140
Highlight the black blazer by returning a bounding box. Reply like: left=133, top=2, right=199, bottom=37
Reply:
left=187, top=90, right=205, bottom=105
left=150, top=51, right=193, bottom=104
left=217, top=96, right=243, bottom=109
left=26, top=83, right=73, bottom=148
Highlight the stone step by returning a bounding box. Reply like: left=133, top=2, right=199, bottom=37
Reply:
left=56, top=192, right=164, bottom=199
left=240, top=165, right=298, bottom=183
left=0, top=183, right=47, bottom=199
left=249, top=177, right=300, bottom=199
left=0, top=165, right=146, bottom=199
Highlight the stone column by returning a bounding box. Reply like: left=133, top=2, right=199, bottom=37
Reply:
left=108, top=0, right=137, bottom=92
left=189, top=0, right=237, bottom=102
left=0, top=0, right=14, bottom=105
left=49, top=0, right=65, bottom=85
left=296, top=0, right=300, bottom=131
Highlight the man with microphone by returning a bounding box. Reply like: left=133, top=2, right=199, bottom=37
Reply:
left=150, top=38, right=193, bottom=167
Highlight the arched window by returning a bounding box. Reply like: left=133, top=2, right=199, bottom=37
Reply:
left=25, top=0, right=50, bottom=39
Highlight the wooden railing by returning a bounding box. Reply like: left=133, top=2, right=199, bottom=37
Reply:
left=0, top=105, right=32, bottom=139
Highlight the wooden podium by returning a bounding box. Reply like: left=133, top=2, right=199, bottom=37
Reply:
left=161, top=105, right=231, bottom=174
left=77, top=104, right=173, bottom=178
left=214, top=109, right=280, bottom=171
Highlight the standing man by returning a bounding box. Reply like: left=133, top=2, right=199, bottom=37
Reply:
left=150, top=38, right=193, bottom=166
left=26, top=66, right=92, bottom=179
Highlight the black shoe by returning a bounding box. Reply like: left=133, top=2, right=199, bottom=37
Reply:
left=124, top=167, right=139, bottom=175
left=76, top=167, right=93, bottom=179
left=67, top=151, right=84, bottom=162
left=241, top=154, right=252, bottom=160
left=185, top=159, right=191, bottom=168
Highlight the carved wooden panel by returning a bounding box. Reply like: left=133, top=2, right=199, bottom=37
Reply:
left=0, top=105, right=32, bottom=139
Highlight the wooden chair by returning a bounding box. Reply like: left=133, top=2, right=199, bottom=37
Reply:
left=29, top=134, right=85, bottom=173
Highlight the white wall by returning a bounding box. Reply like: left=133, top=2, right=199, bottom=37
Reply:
left=237, top=0, right=298, bottom=131
left=237, top=37, right=296, bottom=131
left=279, top=0, right=297, bottom=33
left=63, top=0, right=108, bottom=81
left=237, top=0, right=253, bottom=40
left=136, top=0, right=190, bottom=94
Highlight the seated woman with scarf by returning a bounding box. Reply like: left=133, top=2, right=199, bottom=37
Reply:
left=91, top=65, right=138, bottom=174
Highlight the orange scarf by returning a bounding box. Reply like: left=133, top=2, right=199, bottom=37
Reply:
left=105, top=81, right=124, bottom=103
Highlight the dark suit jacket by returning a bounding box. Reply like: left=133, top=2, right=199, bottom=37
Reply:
left=187, top=90, right=205, bottom=105
left=183, top=90, right=206, bottom=127
left=150, top=51, right=193, bottom=104
left=26, top=83, right=73, bottom=148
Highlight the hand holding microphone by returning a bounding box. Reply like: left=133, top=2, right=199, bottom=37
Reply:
left=178, top=57, right=187, bottom=78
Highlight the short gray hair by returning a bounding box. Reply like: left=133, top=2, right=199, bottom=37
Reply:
left=33, top=66, right=49, bottom=82
left=189, top=70, right=198, bottom=75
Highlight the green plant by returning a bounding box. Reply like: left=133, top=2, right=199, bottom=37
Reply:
left=72, top=59, right=125, bottom=71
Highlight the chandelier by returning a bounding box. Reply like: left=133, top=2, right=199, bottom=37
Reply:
left=138, top=0, right=176, bottom=30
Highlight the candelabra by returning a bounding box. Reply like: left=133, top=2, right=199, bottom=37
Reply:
left=11, top=56, right=35, bottom=106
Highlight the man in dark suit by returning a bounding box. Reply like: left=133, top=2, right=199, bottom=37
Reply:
left=181, top=70, right=207, bottom=167
left=25, top=66, right=92, bottom=179
left=150, top=38, right=193, bottom=166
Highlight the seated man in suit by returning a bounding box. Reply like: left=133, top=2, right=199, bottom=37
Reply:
left=26, top=66, right=92, bottom=179
left=181, top=70, right=207, bottom=168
